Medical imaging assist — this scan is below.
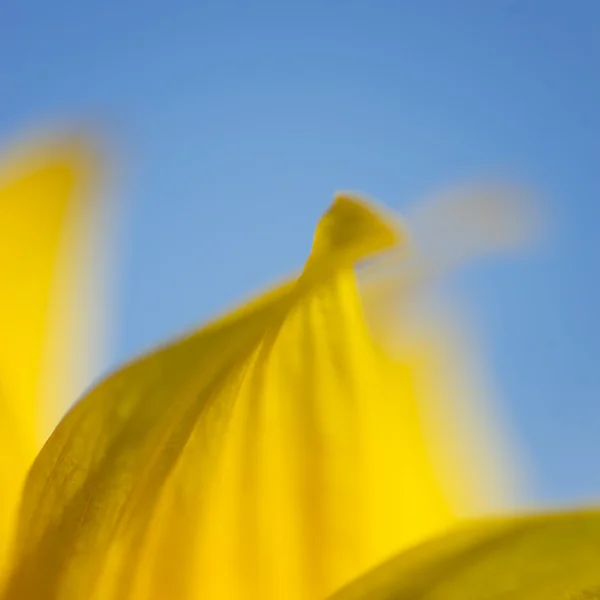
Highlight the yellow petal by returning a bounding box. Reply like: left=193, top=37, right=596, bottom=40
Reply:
left=0, top=133, right=104, bottom=575
left=328, top=508, right=600, bottom=599
left=4, top=194, right=511, bottom=600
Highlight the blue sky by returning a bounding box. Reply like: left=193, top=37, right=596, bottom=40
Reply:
left=2, top=1, right=599, bottom=506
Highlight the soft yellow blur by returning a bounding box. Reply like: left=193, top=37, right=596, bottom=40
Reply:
left=329, top=508, right=600, bottom=599
left=3, top=194, right=520, bottom=600
left=0, top=134, right=102, bottom=579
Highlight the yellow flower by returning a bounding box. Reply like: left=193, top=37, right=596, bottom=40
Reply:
left=1, top=171, right=522, bottom=600
left=2, top=135, right=597, bottom=600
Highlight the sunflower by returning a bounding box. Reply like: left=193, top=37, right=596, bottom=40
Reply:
left=1, top=132, right=598, bottom=600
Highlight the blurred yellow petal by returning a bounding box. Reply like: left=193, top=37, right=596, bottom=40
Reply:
left=4, top=194, right=514, bottom=600
left=328, top=508, right=600, bottom=600
left=0, top=133, right=104, bottom=576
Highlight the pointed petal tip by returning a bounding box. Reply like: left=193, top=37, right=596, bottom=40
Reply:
left=304, top=192, right=405, bottom=277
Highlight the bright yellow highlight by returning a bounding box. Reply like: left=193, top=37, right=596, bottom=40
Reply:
left=0, top=136, right=98, bottom=578
left=330, top=508, right=600, bottom=599
left=3, top=193, right=515, bottom=600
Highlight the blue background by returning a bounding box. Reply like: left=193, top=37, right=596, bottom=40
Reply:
left=2, top=1, right=599, bottom=506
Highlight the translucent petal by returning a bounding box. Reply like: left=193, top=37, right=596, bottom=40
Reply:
left=328, top=509, right=600, bottom=600
left=4, top=194, right=513, bottom=600
left=0, top=134, right=103, bottom=576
